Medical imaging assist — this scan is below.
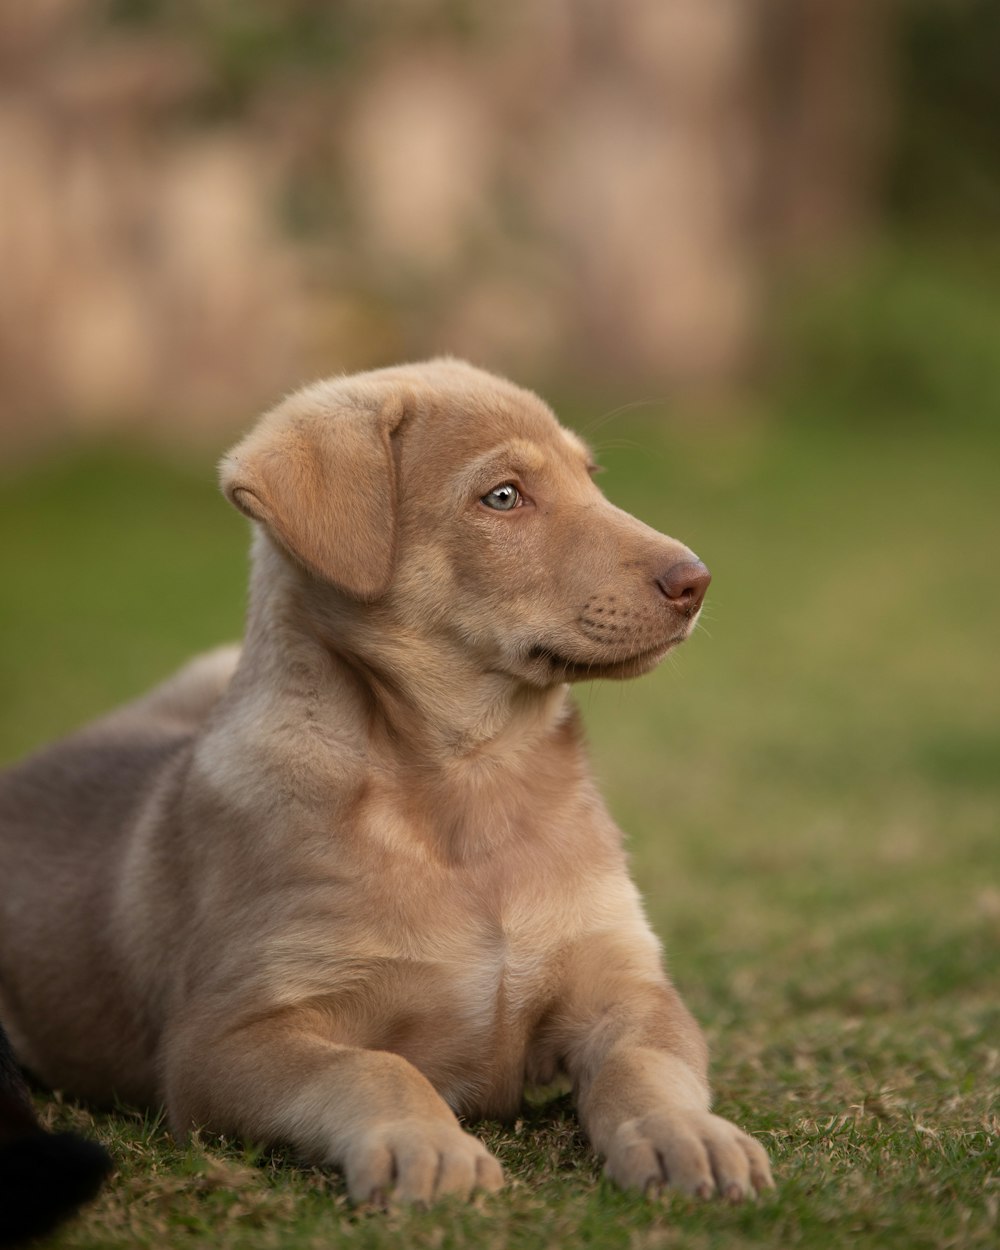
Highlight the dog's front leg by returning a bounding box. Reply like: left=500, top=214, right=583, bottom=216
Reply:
left=162, top=1008, right=503, bottom=1204
left=558, top=943, right=773, bottom=1200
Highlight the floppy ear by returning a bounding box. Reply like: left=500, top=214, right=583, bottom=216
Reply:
left=220, top=392, right=405, bottom=600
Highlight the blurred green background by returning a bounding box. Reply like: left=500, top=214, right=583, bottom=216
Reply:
left=1, top=3, right=998, bottom=1246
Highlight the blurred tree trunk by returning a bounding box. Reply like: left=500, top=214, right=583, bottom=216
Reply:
left=758, top=0, right=895, bottom=257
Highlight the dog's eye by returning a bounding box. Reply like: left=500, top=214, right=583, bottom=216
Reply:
left=481, top=484, right=520, bottom=511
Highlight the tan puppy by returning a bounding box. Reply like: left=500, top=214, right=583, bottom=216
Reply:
left=0, top=359, right=773, bottom=1204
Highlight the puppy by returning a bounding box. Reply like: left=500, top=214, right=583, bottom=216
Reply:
left=0, top=359, right=773, bottom=1204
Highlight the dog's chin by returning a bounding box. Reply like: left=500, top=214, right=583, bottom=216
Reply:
left=523, top=636, right=685, bottom=685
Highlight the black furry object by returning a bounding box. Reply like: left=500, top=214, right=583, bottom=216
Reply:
left=0, top=1020, right=112, bottom=1246
left=0, top=1109, right=113, bottom=1246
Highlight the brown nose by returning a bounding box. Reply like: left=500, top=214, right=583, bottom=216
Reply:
left=657, top=560, right=711, bottom=615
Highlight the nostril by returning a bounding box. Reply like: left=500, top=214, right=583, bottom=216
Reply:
left=656, top=560, right=712, bottom=613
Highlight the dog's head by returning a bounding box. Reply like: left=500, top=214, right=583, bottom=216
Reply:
left=221, top=359, right=709, bottom=688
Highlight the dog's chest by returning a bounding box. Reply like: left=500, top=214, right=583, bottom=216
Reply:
left=368, top=856, right=559, bottom=1023
left=343, top=811, right=637, bottom=1116
left=275, top=756, right=631, bottom=1114
left=370, top=890, right=559, bottom=1115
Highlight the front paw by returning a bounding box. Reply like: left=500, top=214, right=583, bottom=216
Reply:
left=344, top=1118, right=504, bottom=1206
left=605, top=1110, right=773, bottom=1201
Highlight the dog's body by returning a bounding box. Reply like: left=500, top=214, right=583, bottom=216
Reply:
left=0, top=359, right=772, bottom=1203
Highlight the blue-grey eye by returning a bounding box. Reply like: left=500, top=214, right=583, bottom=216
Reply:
left=481, top=484, right=520, bottom=511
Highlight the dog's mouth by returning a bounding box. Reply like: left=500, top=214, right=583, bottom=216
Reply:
left=527, top=636, right=686, bottom=682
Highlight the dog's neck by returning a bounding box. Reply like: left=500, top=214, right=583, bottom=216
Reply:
left=237, top=534, right=574, bottom=767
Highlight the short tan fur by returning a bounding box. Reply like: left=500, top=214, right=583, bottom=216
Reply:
left=0, top=359, right=772, bottom=1204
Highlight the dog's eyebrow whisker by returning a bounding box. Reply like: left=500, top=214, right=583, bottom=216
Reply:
left=579, top=396, right=669, bottom=437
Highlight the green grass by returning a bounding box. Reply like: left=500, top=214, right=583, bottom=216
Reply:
left=2, top=400, right=998, bottom=1248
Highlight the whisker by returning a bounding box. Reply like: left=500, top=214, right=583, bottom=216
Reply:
left=580, top=397, right=670, bottom=437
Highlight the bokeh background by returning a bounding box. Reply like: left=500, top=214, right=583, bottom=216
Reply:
left=2, top=0, right=997, bottom=447
left=0, top=4, right=998, bottom=1243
